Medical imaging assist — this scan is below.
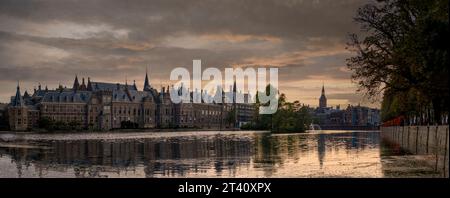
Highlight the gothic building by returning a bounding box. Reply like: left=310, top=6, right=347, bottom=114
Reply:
left=7, top=71, right=255, bottom=131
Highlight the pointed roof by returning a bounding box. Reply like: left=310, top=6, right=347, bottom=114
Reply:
left=321, top=83, right=325, bottom=95
left=79, top=77, right=87, bottom=90
left=320, top=83, right=326, bottom=99
left=144, top=67, right=152, bottom=91
left=12, top=82, right=24, bottom=107
left=23, top=90, right=30, bottom=98
left=73, top=75, right=80, bottom=90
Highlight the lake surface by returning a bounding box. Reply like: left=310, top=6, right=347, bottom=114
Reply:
left=0, top=130, right=439, bottom=178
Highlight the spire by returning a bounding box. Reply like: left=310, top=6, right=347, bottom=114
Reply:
left=233, top=79, right=237, bottom=103
left=319, top=82, right=327, bottom=109
left=79, top=78, right=87, bottom=90
left=73, top=75, right=80, bottom=91
left=23, top=90, right=30, bottom=98
left=321, top=82, right=325, bottom=95
left=87, top=77, right=92, bottom=91
left=144, top=66, right=151, bottom=91
left=13, top=81, right=24, bottom=107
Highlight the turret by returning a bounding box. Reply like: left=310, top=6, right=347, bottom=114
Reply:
left=9, top=81, right=28, bottom=131
left=12, top=82, right=24, bottom=107
left=144, top=67, right=152, bottom=91
left=79, top=78, right=87, bottom=90
left=73, top=75, right=80, bottom=91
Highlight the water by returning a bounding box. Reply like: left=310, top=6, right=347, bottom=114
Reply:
left=0, top=130, right=439, bottom=178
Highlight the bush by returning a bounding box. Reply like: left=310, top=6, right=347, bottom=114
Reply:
left=120, top=120, right=138, bottom=129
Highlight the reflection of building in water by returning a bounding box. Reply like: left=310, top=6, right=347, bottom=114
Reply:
left=0, top=132, right=381, bottom=177
left=317, top=134, right=325, bottom=168
left=0, top=136, right=253, bottom=178
left=253, top=132, right=380, bottom=174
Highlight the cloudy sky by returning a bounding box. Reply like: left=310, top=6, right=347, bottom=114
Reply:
left=0, top=0, right=378, bottom=108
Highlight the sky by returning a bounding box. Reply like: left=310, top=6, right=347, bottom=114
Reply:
left=0, top=0, right=379, bottom=108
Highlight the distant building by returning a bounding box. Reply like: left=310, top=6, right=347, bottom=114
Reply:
left=319, top=84, right=327, bottom=109
left=312, top=85, right=380, bottom=129
left=7, top=71, right=256, bottom=131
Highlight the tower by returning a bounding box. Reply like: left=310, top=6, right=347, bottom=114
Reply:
left=319, top=83, right=327, bottom=109
left=8, top=82, right=28, bottom=131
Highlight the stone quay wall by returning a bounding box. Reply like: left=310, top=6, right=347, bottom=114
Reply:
left=381, top=125, right=449, bottom=178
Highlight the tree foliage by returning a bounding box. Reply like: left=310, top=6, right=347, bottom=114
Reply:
left=247, top=85, right=313, bottom=133
left=347, top=0, right=449, bottom=123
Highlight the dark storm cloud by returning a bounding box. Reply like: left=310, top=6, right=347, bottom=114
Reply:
left=0, top=0, right=371, bottom=106
left=0, top=0, right=363, bottom=39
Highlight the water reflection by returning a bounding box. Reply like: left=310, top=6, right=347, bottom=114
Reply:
left=0, top=131, right=383, bottom=177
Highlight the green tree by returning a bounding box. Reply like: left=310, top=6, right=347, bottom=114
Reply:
left=251, top=85, right=313, bottom=133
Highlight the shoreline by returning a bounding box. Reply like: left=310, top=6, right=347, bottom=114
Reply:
left=0, top=128, right=381, bottom=135
left=0, top=128, right=267, bottom=135
left=0, top=130, right=271, bottom=141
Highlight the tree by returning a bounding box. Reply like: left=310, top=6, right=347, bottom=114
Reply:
left=250, top=85, right=313, bottom=133
left=226, top=108, right=236, bottom=127
left=38, top=116, right=53, bottom=130
left=68, top=120, right=81, bottom=130
left=347, top=0, right=449, bottom=124
left=121, top=120, right=138, bottom=129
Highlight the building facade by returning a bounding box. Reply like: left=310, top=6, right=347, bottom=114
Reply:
left=7, top=72, right=256, bottom=131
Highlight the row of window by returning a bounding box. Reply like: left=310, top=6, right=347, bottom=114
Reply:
left=42, top=105, right=85, bottom=113
left=113, top=106, right=154, bottom=116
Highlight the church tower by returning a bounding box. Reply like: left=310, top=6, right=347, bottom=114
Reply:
left=319, top=84, right=327, bottom=109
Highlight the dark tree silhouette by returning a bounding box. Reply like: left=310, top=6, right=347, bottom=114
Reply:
left=347, top=0, right=449, bottom=124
